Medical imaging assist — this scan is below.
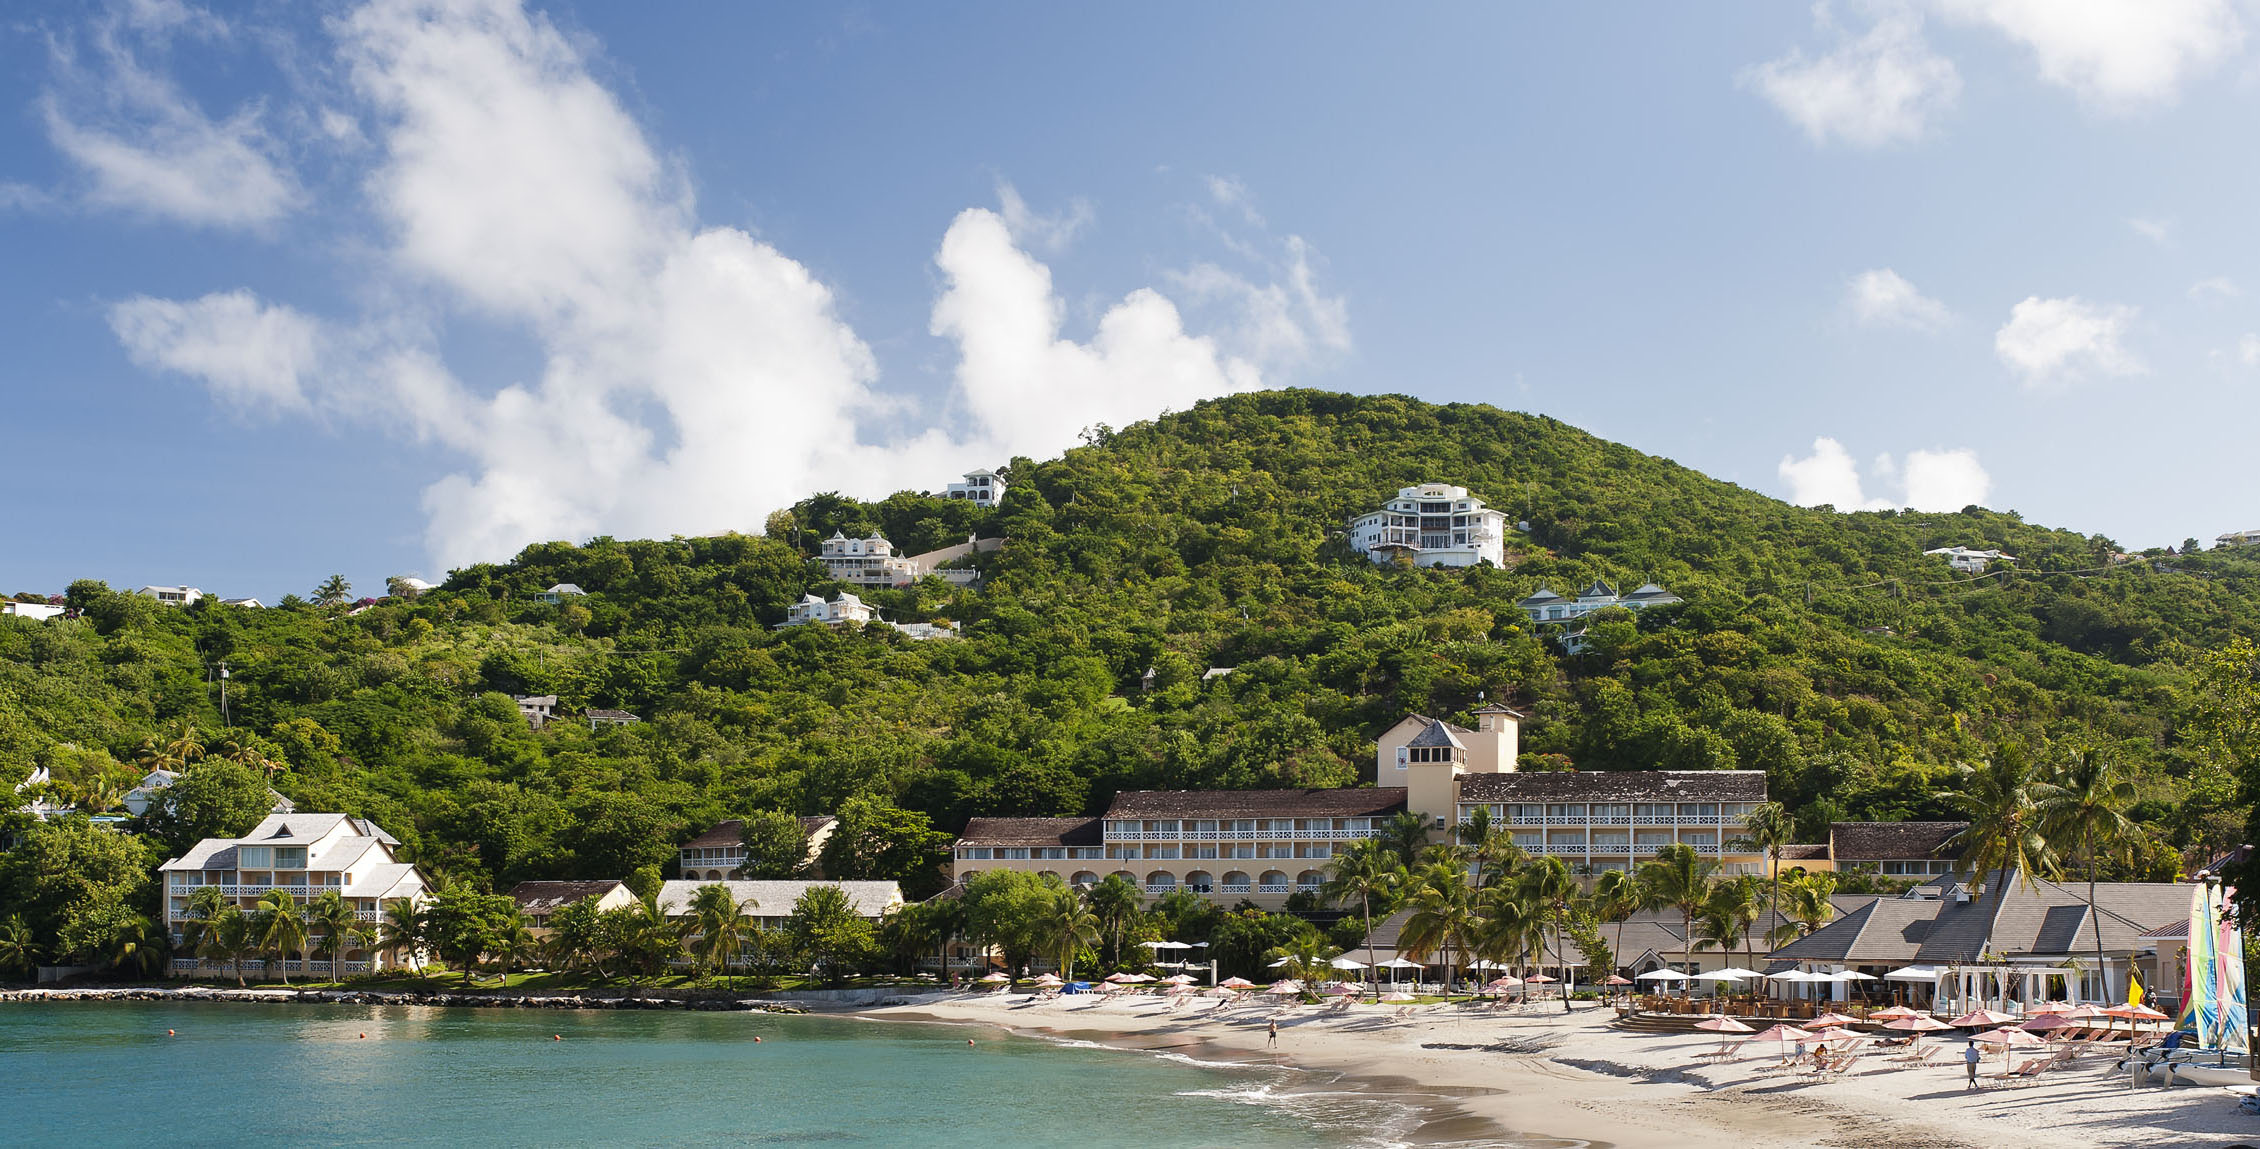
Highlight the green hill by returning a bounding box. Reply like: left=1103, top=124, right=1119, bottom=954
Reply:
left=6, top=389, right=2257, bottom=911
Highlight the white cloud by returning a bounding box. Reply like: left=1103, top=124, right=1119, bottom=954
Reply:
left=2130, top=216, right=2173, bottom=244
left=1845, top=267, right=1951, bottom=329
left=1938, top=0, right=2241, bottom=107
left=2189, top=276, right=2238, bottom=301
left=107, top=290, right=322, bottom=410
left=108, top=0, right=1337, bottom=569
left=1205, top=174, right=1265, bottom=226
left=1779, top=436, right=1991, bottom=511
left=994, top=181, right=1092, bottom=253
left=40, top=3, right=300, bottom=228
left=1744, top=7, right=1960, bottom=147
left=1166, top=235, right=1351, bottom=371
left=1993, top=296, right=2143, bottom=386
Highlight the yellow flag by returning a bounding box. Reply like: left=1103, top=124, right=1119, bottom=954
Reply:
left=2128, top=964, right=2145, bottom=1008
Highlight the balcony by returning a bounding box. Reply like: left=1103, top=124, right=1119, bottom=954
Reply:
left=1256, top=883, right=1291, bottom=894
left=1220, top=883, right=1252, bottom=894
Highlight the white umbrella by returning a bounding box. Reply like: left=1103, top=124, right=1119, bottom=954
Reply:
left=1883, top=965, right=1943, bottom=982
left=1142, top=940, right=1193, bottom=951
left=1266, top=980, right=1303, bottom=995
left=1267, top=957, right=1296, bottom=968
left=1378, top=958, right=1425, bottom=969
left=1329, top=956, right=1370, bottom=970
left=1709, top=967, right=1766, bottom=979
left=1764, top=970, right=1816, bottom=982
left=1636, top=969, right=1691, bottom=981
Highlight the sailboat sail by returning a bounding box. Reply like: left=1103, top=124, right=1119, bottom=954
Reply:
left=2189, top=883, right=2216, bottom=1046
left=2215, top=883, right=2248, bottom=1054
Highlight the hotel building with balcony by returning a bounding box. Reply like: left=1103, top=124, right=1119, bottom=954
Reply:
left=950, top=704, right=1777, bottom=901
left=159, top=813, right=431, bottom=979
left=1346, top=483, right=1508, bottom=568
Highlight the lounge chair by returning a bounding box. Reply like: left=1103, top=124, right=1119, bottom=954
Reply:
left=1885, top=1045, right=1942, bottom=1067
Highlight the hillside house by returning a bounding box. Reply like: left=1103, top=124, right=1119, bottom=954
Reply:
left=1828, top=821, right=1966, bottom=879
left=534, top=583, right=587, bottom=604
left=586, top=708, right=642, bottom=730
left=678, top=816, right=839, bottom=880
left=218, top=597, right=265, bottom=609
left=123, top=768, right=294, bottom=817
left=943, top=468, right=1006, bottom=507
left=778, top=591, right=877, bottom=629
left=161, top=814, right=430, bottom=979
left=2217, top=529, right=2260, bottom=549
left=508, top=879, right=636, bottom=933
left=0, top=601, right=64, bottom=621
left=514, top=695, right=558, bottom=730
left=136, top=585, right=204, bottom=607
left=819, top=532, right=925, bottom=588
left=1347, top=483, right=1509, bottom=568
left=1925, top=546, right=2012, bottom=573
left=1515, top=580, right=1682, bottom=652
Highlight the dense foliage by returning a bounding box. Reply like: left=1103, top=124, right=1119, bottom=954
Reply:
left=5, top=389, right=2259, bottom=969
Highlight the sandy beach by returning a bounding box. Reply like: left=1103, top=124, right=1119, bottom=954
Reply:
left=859, top=992, right=2260, bottom=1148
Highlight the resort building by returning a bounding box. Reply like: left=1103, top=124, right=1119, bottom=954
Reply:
left=507, top=879, right=636, bottom=933
left=586, top=708, right=642, bottom=730
left=1515, top=580, right=1682, bottom=652
left=819, top=532, right=925, bottom=588
left=1, top=600, right=64, bottom=621
left=218, top=597, right=265, bottom=609
left=1827, top=821, right=1967, bottom=879
left=136, top=585, right=204, bottom=607
left=514, top=694, right=558, bottom=730
left=122, top=768, right=294, bottom=817
left=1454, top=770, right=1766, bottom=876
left=534, top=583, right=587, bottom=604
left=654, top=879, right=903, bottom=925
left=1924, top=546, right=2013, bottom=573
left=160, top=814, right=431, bottom=979
left=677, top=816, right=839, bottom=881
left=778, top=591, right=877, bottom=629
left=942, top=469, right=1006, bottom=507
left=1346, top=483, right=1509, bottom=568
left=2217, top=529, right=2260, bottom=549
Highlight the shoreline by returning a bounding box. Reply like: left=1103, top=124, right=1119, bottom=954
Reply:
left=0, top=985, right=819, bottom=1013
left=856, top=992, right=2257, bottom=1149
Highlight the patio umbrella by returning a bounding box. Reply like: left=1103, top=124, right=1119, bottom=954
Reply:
left=1832, top=971, right=1877, bottom=982
left=2021, top=1014, right=2075, bottom=1032
left=1971, top=1024, right=2046, bottom=1071
left=1709, top=967, right=1766, bottom=979
left=1161, top=974, right=1197, bottom=985
left=1321, top=981, right=1358, bottom=996
left=1330, top=956, right=1370, bottom=971
left=1748, top=1023, right=1816, bottom=1060
left=1868, top=1005, right=1920, bottom=1021
left=1808, top=1012, right=1859, bottom=1028
left=1381, top=991, right=1415, bottom=1004
left=1949, top=1008, right=2018, bottom=1028
left=1636, top=970, right=1691, bottom=982
left=1605, top=975, right=1634, bottom=986
left=1694, top=1014, right=1755, bottom=1054
left=1266, top=957, right=1297, bottom=969
left=1485, top=977, right=1522, bottom=990
left=1104, top=972, right=1136, bottom=983
left=1378, top=958, right=1426, bottom=968
left=1204, top=986, right=1234, bottom=998
left=1219, top=977, right=1256, bottom=989
left=1266, top=979, right=1303, bottom=995
left=1884, top=1014, right=1953, bottom=1055
left=1525, top=974, right=1558, bottom=984
left=978, top=972, right=1010, bottom=983
left=1034, top=974, right=1062, bottom=985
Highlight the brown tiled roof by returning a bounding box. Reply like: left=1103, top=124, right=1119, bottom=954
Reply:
left=1778, top=843, right=1831, bottom=861
left=955, top=817, right=1103, bottom=847
left=508, top=880, right=627, bottom=913
left=798, top=815, right=837, bottom=835
left=682, top=820, right=743, bottom=849
left=1828, top=821, right=1966, bottom=862
left=1455, top=771, right=1767, bottom=803
left=1104, top=788, right=1409, bottom=820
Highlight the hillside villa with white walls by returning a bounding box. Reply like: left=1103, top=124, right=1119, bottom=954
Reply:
left=943, top=468, right=1006, bottom=507
left=677, top=816, right=840, bottom=880
left=124, top=768, right=294, bottom=817
left=1925, top=546, right=2013, bottom=573
left=534, top=583, right=587, bottom=604
left=776, top=591, right=959, bottom=638
left=160, top=814, right=431, bottom=979
left=820, top=533, right=926, bottom=587
left=2217, top=528, right=2260, bottom=549
left=1347, top=483, right=1508, bottom=568
left=136, top=585, right=204, bottom=606
left=1, top=600, right=64, bottom=621
left=1515, top=580, right=1682, bottom=652
left=950, top=705, right=1783, bottom=903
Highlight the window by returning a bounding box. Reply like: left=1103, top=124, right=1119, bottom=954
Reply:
left=273, top=847, right=307, bottom=869
left=1151, top=845, right=1180, bottom=859
left=1191, top=845, right=1218, bottom=859
left=1545, top=804, right=1585, bottom=820
left=1408, top=746, right=1454, bottom=763
left=1508, top=804, right=1545, bottom=823
left=965, top=848, right=992, bottom=860
left=1002, top=848, right=1030, bottom=860
left=238, top=847, right=271, bottom=869
left=1679, top=804, right=1719, bottom=819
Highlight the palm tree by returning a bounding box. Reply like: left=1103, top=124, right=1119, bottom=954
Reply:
left=181, top=886, right=231, bottom=958
left=214, top=908, right=254, bottom=986
left=2032, top=750, right=2138, bottom=998
left=493, top=910, right=542, bottom=987
left=1639, top=843, right=1716, bottom=974
left=616, top=896, right=682, bottom=985
left=254, top=890, right=309, bottom=984
left=1036, top=886, right=1100, bottom=979
left=80, top=777, right=124, bottom=814
left=109, top=913, right=164, bottom=978
left=1516, top=856, right=1579, bottom=1011
left=1731, top=802, right=1794, bottom=945
left=1592, top=869, right=1643, bottom=979
left=1471, top=883, right=1541, bottom=985
left=688, top=884, right=757, bottom=988
left=1377, top=811, right=1432, bottom=868
left=0, top=913, right=39, bottom=978
left=1693, top=876, right=1762, bottom=976
left=157, top=722, right=206, bottom=770
left=1768, top=871, right=1838, bottom=946
left=1454, top=805, right=1524, bottom=888
left=306, top=891, right=366, bottom=981
left=1264, top=935, right=1339, bottom=991
left=1087, top=875, right=1141, bottom=967
left=1319, top=840, right=1402, bottom=990
left=377, top=898, right=424, bottom=974
left=314, top=574, right=353, bottom=606
left=1398, top=868, right=1478, bottom=993
left=1941, top=756, right=2058, bottom=961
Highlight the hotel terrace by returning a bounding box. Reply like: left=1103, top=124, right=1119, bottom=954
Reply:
left=951, top=705, right=1782, bottom=902
left=159, top=813, right=431, bottom=979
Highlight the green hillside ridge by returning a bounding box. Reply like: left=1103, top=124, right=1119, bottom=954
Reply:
left=5, top=390, right=2258, bottom=960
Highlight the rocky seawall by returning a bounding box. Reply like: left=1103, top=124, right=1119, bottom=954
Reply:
left=0, top=986, right=822, bottom=1012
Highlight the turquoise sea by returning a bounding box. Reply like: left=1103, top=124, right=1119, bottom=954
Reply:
left=0, top=1002, right=1468, bottom=1147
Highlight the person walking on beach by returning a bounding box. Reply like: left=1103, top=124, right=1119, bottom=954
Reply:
left=1964, top=1040, right=1981, bottom=1088
left=1267, top=1020, right=1278, bottom=1048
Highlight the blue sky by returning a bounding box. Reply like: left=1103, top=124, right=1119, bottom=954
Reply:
left=3, top=1, right=2256, bottom=601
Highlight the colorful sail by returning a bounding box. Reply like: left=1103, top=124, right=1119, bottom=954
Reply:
left=2188, top=883, right=2213, bottom=1042
left=2216, top=883, right=2248, bottom=1054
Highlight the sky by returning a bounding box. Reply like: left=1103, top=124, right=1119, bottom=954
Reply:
left=3, top=0, right=2257, bottom=601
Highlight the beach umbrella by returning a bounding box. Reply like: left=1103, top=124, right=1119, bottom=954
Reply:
left=1164, top=984, right=1198, bottom=996
left=2021, top=1014, right=2075, bottom=1032
left=1266, top=957, right=1296, bottom=969
left=1329, top=956, right=1370, bottom=971
left=1204, top=986, right=1234, bottom=998
left=1748, top=1023, right=1816, bottom=1060
left=1808, top=1012, right=1859, bottom=1028
left=1104, top=972, right=1135, bottom=983
left=1485, top=977, right=1522, bottom=990
left=1832, top=971, right=1877, bottom=982
left=1378, top=958, right=1425, bottom=968
left=1605, top=975, right=1634, bottom=986
left=1884, top=1014, right=1953, bottom=1055
left=1381, top=991, right=1415, bottom=1004
left=1868, top=1005, right=1920, bottom=1021
left=1161, top=974, right=1196, bottom=985
left=1971, top=1024, right=2046, bottom=1071
left=1034, top=974, right=1062, bottom=985
left=1636, top=969, right=1690, bottom=982
left=1524, top=974, right=1557, bottom=984
left=1949, top=1008, right=2018, bottom=1028
left=1694, top=1015, right=1755, bottom=1054
left=1219, top=977, right=1256, bottom=989
left=1266, top=979, right=1303, bottom=995
left=1709, top=967, right=1765, bottom=979
left=1321, top=981, right=1358, bottom=996
left=978, top=972, right=1010, bottom=984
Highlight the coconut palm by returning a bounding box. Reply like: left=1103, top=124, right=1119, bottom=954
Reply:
left=1376, top=811, right=1432, bottom=868
left=254, top=890, right=309, bottom=984
left=305, top=891, right=366, bottom=980
left=0, top=913, right=38, bottom=978
left=2032, top=750, right=2139, bottom=996
left=79, top=777, right=124, bottom=814
left=1730, top=802, right=1794, bottom=944
left=1516, top=856, right=1580, bottom=1011
left=1035, top=886, right=1100, bottom=979
left=1768, top=870, right=1838, bottom=945
left=1398, top=867, right=1478, bottom=992
left=1591, top=869, right=1644, bottom=979
left=688, top=883, right=757, bottom=988
left=1263, top=935, right=1339, bottom=990
left=109, top=913, right=165, bottom=978
left=1941, top=756, right=2058, bottom=959
left=181, top=885, right=231, bottom=955
left=1471, top=883, right=1542, bottom=983
left=1087, top=875, right=1141, bottom=967
left=1639, top=843, right=1716, bottom=973
left=493, top=910, right=542, bottom=986
left=214, top=907, right=255, bottom=986
left=1455, top=804, right=1518, bottom=888
left=376, top=898, right=424, bottom=974
left=1692, top=876, right=1762, bottom=974
left=1319, top=840, right=1402, bottom=989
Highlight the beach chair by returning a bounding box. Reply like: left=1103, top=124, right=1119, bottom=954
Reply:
left=1884, top=1044, right=1941, bottom=1067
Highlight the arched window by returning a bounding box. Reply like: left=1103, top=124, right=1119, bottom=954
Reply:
left=1295, top=870, right=1323, bottom=888
left=1222, top=871, right=1251, bottom=890
left=1145, top=871, right=1176, bottom=889
left=1259, top=870, right=1289, bottom=889
left=1111, top=870, right=1137, bottom=884
left=1184, top=870, right=1214, bottom=893
left=1071, top=871, right=1099, bottom=886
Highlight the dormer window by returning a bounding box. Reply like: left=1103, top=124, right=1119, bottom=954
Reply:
left=1407, top=746, right=1455, bottom=763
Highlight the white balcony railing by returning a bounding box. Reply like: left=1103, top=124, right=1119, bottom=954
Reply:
left=1220, top=883, right=1252, bottom=894
left=1256, top=883, right=1291, bottom=894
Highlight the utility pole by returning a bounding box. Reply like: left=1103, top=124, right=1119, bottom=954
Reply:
left=219, top=661, right=231, bottom=728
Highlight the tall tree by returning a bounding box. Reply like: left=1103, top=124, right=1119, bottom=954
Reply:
left=1398, top=865, right=1477, bottom=992
left=140, top=759, right=273, bottom=858
left=1592, top=869, right=1643, bottom=979
left=786, top=885, right=875, bottom=986
left=1376, top=811, right=1432, bottom=869
left=1730, top=802, right=1794, bottom=950
left=305, top=891, right=366, bottom=980
left=688, top=883, right=757, bottom=988
left=253, top=889, right=308, bottom=984
left=1769, top=871, right=1838, bottom=945
left=1319, top=840, right=1402, bottom=990
left=737, top=812, right=811, bottom=879
left=1516, top=856, right=1580, bottom=1012
left=1941, top=755, right=2057, bottom=960
left=2032, top=750, right=2138, bottom=997
left=1454, top=805, right=1522, bottom=888
left=1036, top=885, right=1099, bottom=979
left=1639, top=843, right=1716, bottom=973
left=313, top=575, right=353, bottom=606
left=0, top=913, right=35, bottom=978
left=377, top=898, right=424, bottom=974
left=1086, top=874, right=1142, bottom=968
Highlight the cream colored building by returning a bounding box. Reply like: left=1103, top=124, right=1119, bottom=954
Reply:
left=160, top=813, right=430, bottom=979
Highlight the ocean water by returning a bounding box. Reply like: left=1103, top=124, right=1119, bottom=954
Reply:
left=0, top=1002, right=1449, bottom=1147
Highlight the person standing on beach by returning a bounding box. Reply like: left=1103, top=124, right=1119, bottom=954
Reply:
left=1267, top=1020, right=1278, bottom=1048
left=1964, top=1041, right=1981, bottom=1088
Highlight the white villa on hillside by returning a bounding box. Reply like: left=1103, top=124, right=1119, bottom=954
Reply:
left=161, top=813, right=431, bottom=979
left=1347, top=484, right=1508, bottom=568
left=654, top=878, right=902, bottom=925
left=819, top=533, right=925, bottom=587
left=1515, top=580, right=1682, bottom=651
left=1, top=601, right=64, bottom=621
left=2217, top=529, right=2260, bottom=549
left=779, top=591, right=876, bottom=628
left=943, top=468, right=1006, bottom=507
left=124, top=768, right=294, bottom=817
left=534, top=583, right=587, bottom=604
left=1925, top=546, right=2013, bottom=573
left=136, top=585, right=204, bottom=607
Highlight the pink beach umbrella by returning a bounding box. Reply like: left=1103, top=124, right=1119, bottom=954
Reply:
left=1868, top=1005, right=1920, bottom=1021
left=1524, top=974, right=1558, bottom=984
left=1381, top=991, right=1415, bottom=1004
left=1949, top=1009, right=2019, bottom=1028
left=978, top=972, right=1010, bottom=984
left=1604, top=975, right=1634, bottom=986
left=1219, top=977, right=1256, bottom=989
left=1266, top=979, right=1303, bottom=995
left=1884, top=1014, right=1953, bottom=1054
left=1321, top=981, right=1358, bottom=997
left=2021, top=1014, right=2075, bottom=1032
left=1161, top=974, right=1197, bottom=985
left=1748, top=1023, right=1816, bottom=1060
left=1972, top=1024, right=2047, bottom=1071
left=1808, top=1012, right=1859, bottom=1029
left=1694, top=1015, right=1755, bottom=1055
